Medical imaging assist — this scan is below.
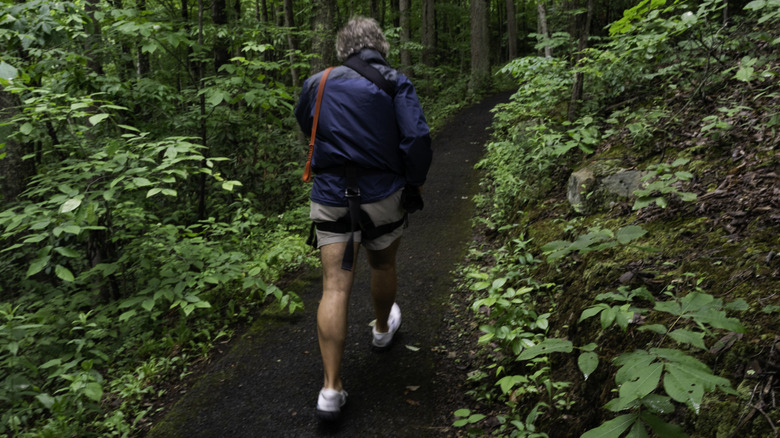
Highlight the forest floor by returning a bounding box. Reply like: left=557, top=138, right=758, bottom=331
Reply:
left=144, top=92, right=514, bottom=437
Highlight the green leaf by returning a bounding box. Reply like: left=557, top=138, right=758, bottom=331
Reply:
left=614, top=350, right=656, bottom=385
left=222, top=180, right=243, bottom=191
left=641, top=394, right=675, bottom=414
left=54, top=247, right=81, bottom=258
left=579, top=305, right=606, bottom=322
left=0, top=61, right=19, bottom=80
left=637, top=324, right=667, bottom=334
left=640, top=412, right=689, bottom=438
left=20, top=122, right=33, bottom=135
left=83, top=382, right=103, bottom=402
left=60, top=198, right=82, bottom=213
left=627, top=421, right=650, bottom=438
left=119, top=310, right=137, bottom=322
left=454, top=408, right=471, bottom=417
left=55, top=265, right=75, bottom=282
left=27, top=255, right=51, bottom=277
left=133, top=177, right=152, bottom=187
left=36, top=393, right=56, bottom=409
left=89, top=114, right=110, bottom=126
left=146, top=188, right=163, bottom=198
left=616, top=226, right=647, bottom=244
left=668, top=329, right=706, bottom=350
left=518, top=338, right=573, bottom=360
left=578, top=352, right=599, bottom=380
left=619, top=362, right=662, bottom=401
left=581, top=413, right=638, bottom=438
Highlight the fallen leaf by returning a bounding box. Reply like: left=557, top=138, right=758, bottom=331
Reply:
left=405, top=345, right=420, bottom=351
left=405, top=399, right=420, bottom=406
left=406, top=385, right=420, bottom=392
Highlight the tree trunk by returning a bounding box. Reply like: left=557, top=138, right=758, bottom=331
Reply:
left=469, top=0, right=490, bottom=93
left=283, top=0, right=299, bottom=86
left=371, top=0, right=379, bottom=20
left=213, top=0, right=230, bottom=74
left=84, top=0, right=104, bottom=75
left=137, top=0, right=151, bottom=77
left=567, top=0, right=593, bottom=122
left=537, top=1, right=552, bottom=58
left=506, top=0, right=518, bottom=59
left=311, top=0, right=337, bottom=72
left=198, top=0, right=208, bottom=220
left=421, top=0, right=435, bottom=66
left=0, top=91, right=35, bottom=204
left=399, top=0, right=411, bottom=67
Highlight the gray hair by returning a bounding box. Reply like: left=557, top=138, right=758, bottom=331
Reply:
left=336, top=16, right=390, bottom=62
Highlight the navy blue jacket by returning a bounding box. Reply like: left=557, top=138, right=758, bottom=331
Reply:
left=295, top=49, right=432, bottom=207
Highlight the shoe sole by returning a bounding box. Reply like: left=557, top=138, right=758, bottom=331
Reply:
left=316, top=408, right=341, bottom=422
left=371, top=321, right=401, bottom=352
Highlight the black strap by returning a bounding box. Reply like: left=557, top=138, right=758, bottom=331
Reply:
left=343, top=55, right=396, bottom=98
left=308, top=164, right=407, bottom=271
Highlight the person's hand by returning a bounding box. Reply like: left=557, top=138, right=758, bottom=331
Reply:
left=402, top=185, right=424, bottom=213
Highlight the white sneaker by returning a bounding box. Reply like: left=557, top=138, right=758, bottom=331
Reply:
left=372, top=303, right=401, bottom=351
left=316, top=388, right=347, bottom=421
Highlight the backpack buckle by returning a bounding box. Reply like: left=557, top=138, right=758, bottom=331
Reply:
left=345, top=187, right=360, bottom=198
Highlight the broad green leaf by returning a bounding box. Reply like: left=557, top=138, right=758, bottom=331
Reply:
left=627, top=421, right=650, bottom=438
left=454, top=408, right=471, bottom=417
left=0, top=61, right=18, bottom=80
left=55, top=265, right=75, bottom=282
left=133, top=177, right=152, bottom=187
left=27, top=255, right=51, bottom=277
left=579, top=305, right=606, bottom=322
left=616, top=225, right=647, bottom=244
left=601, top=305, right=617, bottom=329
left=60, top=198, right=82, bottom=213
left=578, top=352, right=599, bottom=380
left=222, top=180, right=243, bottom=191
left=663, top=366, right=705, bottom=412
left=614, top=350, right=656, bottom=385
left=119, top=310, right=137, bottom=322
left=88, top=114, right=110, bottom=126
left=518, top=338, right=573, bottom=360
left=83, top=382, right=103, bottom=402
left=147, top=188, right=163, bottom=197
left=654, top=300, right=681, bottom=315
left=35, top=393, right=56, bottom=409
left=54, top=247, right=80, bottom=258
left=619, top=362, right=662, bottom=402
left=641, top=394, right=675, bottom=414
left=668, top=329, right=706, bottom=350
left=62, top=225, right=81, bottom=235
left=581, top=413, right=637, bottom=438
left=640, top=412, right=689, bottom=438
left=142, top=298, right=155, bottom=311
left=20, top=122, right=33, bottom=135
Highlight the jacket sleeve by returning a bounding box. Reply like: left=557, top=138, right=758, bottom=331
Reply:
left=295, top=77, right=315, bottom=136
left=394, top=77, right=432, bottom=187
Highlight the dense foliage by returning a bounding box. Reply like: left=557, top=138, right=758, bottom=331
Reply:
left=457, top=0, right=779, bottom=437
left=2, top=0, right=777, bottom=436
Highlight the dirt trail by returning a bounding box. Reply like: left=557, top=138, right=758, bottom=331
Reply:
left=147, top=92, right=512, bottom=437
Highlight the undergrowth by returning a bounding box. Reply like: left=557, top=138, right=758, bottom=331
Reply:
left=454, top=1, right=779, bottom=437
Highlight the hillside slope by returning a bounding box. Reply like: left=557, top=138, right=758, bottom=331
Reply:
left=451, top=3, right=779, bottom=437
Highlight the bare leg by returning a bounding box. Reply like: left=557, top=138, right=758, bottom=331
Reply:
left=317, top=242, right=359, bottom=390
left=366, top=237, right=401, bottom=333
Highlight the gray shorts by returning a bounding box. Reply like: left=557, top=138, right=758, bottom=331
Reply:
left=310, top=189, right=405, bottom=250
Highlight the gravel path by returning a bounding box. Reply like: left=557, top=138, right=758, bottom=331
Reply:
left=147, top=92, right=512, bottom=437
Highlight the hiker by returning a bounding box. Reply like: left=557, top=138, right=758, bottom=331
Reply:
left=294, top=16, right=432, bottom=421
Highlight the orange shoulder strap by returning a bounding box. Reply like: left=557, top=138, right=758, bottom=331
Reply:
left=303, top=67, right=335, bottom=182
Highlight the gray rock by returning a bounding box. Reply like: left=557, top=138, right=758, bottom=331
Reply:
left=567, top=168, right=596, bottom=214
